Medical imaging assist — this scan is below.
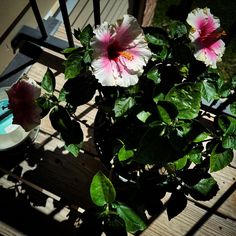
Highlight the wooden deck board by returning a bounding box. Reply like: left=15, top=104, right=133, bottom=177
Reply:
left=0, top=2, right=235, bottom=236
left=141, top=201, right=236, bottom=236
left=188, top=166, right=236, bottom=220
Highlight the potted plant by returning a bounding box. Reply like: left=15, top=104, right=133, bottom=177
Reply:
left=6, top=7, right=236, bottom=235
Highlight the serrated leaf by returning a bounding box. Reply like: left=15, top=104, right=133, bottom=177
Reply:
left=90, top=171, right=116, bottom=206
left=210, top=144, right=233, bottom=172
left=42, top=68, right=56, bottom=93
left=166, top=83, right=202, bottom=119
left=167, top=191, right=187, bottom=220
left=113, top=97, right=136, bottom=118
left=115, top=202, right=146, bottom=233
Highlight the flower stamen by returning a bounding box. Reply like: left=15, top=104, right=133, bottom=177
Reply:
left=118, top=51, right=134, bottom=61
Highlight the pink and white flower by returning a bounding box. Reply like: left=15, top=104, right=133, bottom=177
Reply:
left=187, top=8, right=225, bottom=68
left=6, top=75, right=42, bottom=131
left=90, top=14, right=152, bottom=87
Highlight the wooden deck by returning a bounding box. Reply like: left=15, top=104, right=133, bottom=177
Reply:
left=0, top=1, right=236, bottom=235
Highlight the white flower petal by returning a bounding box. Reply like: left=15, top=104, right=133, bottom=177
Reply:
left=91, top=57, right=116, bottom=86
left=115, top=14, right=143, bottom=47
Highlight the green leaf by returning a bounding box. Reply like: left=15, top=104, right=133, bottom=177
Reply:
left=216, top=77, right=232, bottom=98
left=79, top=24, right=93, bottom=47
left=218, top=115, right=236, bottom=149
left=186, top=148, right=202, bottom=164
left=42, top=68, right=56, bottom=93
left=58, top=88, right=69, bottom=102
left=62, top=47, right=82, bottom=54
left=115, top=202, right=146, bottom=233
left=193, top=132, right=210, bottom=143
left=90, top=171, right=116, bottom=206
left=49, top=105, right=71, bottom=132
left=73, top=28, right=81, bottom=40
left=103, top=214, right=127, bottom=236
left=179, top=65, right=189, bottom=78
left=167, top=191, right=187, bottom=220
left=174, top=146, right=202, bottom=166
left=157, top=104, right=171, bottom=124
left=218, top=115, right=231, bottom=133
left=64, top=54, right=83, bottom=79
left=65, top=143, right=82, bottom=157
left=61, top=120, right=83, bottom=156
left=172, top=45, right=192, bottom=64
left=173, top=156, right=188, bottom=170
left=159, top=47, right=168, bottom=60
left=157, top=101, right=178, bottom=123
left=36, top=96, right=55, bottom=117
left=145, top=33, right=166, bottom=46
left=168, top=21, right=187, bottom=39
left=136, top=111, right=151, bottom=123
left=83, top=49, right=92, bottom=64
left=230, top=101, right=236, bottom=115
left=193, top=177, right=218, bottom=196
left=147, top=67, right=161, bottom=84
left=62, top=72, right=97, bottom=106
left=179, top=168, right=206, bottom=186
left=201, top=80, right=218, bottom=102
left=136, top=125, right=179, bottom=164
left=113, top=97, right=136, bottom=118
left=210, top=144, right=234, bottom=172
left=222, top=134, right=236, bottom=149
left=118, top=146, right=134, bottom=162
left=166, top=82, right=202, bottom=119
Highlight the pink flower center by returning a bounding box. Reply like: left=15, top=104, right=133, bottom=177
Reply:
left=197, top=19, right=226, bottom=48
left=107, top=41, right=134, bottom=62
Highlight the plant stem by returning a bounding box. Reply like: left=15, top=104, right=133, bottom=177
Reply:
left=71, top=114, right=94, bottom=128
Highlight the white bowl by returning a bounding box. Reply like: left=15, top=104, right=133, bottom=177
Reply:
left=0, top=87, right=30, bottom=151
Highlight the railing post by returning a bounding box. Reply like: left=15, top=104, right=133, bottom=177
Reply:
left=93, top=0, right=101, bottom=26
left=58, top=0, right=75, bottom=47
left=29, top=0, right=47, bottom=39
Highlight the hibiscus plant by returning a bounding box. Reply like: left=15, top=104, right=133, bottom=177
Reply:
left=6, top=7, right=236, bottom=235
